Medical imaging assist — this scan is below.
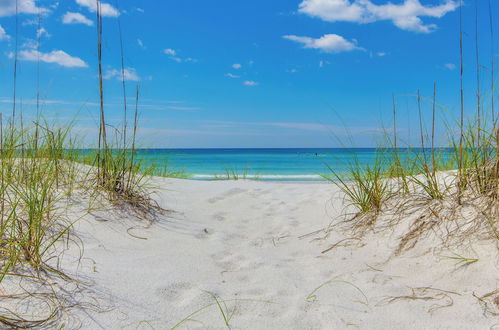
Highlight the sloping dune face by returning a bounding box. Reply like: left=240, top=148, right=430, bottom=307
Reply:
left=53, top=177, right=498, bottom=329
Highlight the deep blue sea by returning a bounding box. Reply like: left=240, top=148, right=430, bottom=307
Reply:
left=130, top=148, right=446, bottom=181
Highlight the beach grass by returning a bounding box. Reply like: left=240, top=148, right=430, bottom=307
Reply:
left=323, top=152, right=392, bottom=220
left=0, top=119, right=82, bottom=327
left=0, top=2, right=167, bottom=327
left=0, top=114, right=169, bottom=326
left=213, top=167, right=260, bottom=181
left=324, top=0, right=498, bottom=250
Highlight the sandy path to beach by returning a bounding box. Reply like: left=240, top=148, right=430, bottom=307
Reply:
left=63, top=178, right=497, bottom=329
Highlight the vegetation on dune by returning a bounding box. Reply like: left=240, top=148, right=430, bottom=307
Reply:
left=325, top=0, right=498, bottom=251
left=0, top=1, right=167, bottom=327
left=0, top=102, right=161, bottom=327
left=0, top=121, right=83, bottom=328
left=328, top=115, right=499, bottom=245
left=213, top=166, right=260, bottom=181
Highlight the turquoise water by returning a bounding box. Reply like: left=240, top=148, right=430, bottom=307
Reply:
left=131, top=148, right=447, bottom=181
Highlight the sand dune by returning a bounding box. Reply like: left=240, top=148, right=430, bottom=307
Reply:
left=56, top=178, right=499, bottom=329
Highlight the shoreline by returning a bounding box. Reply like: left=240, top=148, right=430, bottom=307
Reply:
left=179, top=174, right=330, bottom=182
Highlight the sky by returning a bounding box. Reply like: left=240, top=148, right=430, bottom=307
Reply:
left=0, top=0, right=497, bottom=148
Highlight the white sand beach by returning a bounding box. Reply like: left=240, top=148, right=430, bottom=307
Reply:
left=1, top=0, right=498, bottom=328
left=2, top=0, right=498, bottom=328
left=49, top=177, right=499, bottom=329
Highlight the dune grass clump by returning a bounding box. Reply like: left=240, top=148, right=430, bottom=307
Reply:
left=326, top=101, right=497, bottom=251
left=0, top=2, right=165, bottom=326
left=324, top=3, right=499, bottom=255
left=0, top=119, right=83, bottom=328
left=88, top=4, right=161, bottom=216
left=0, top=122, right=78, bottom=270
left=213, top=167, right=259, bottom=181
left=86, top=85, right=162, bottom=216
left=153, top=164, right=192, bottom=179
left=323, top=153, right=392, bottom=229
left=330, top=128, right=497, bottom=251
left=325, top=1, right=498, bottom=252
left=453, top=122, right=499, bottom=198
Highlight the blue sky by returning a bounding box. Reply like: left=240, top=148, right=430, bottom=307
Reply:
left=0, top=0, right=497, bottom=148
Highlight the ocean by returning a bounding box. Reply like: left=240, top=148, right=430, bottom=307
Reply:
left=134, top=148, right=432, bottom=181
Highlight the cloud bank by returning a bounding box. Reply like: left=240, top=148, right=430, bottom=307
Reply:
left=283, top=34, right=362, bottom=53
left=19, top=50, right=88, bottom=68
left=298, top=0, right=458, bottom=33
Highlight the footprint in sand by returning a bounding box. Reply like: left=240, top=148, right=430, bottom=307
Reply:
left=251, top=189, right=272, bottom=198
left=211, top=251, right=263, bottom=272
left=207, top=196, right=223, bottom=204
left=207, top=188, right=246, bottom=204
left=156, top=283, right=216, bottom=309
left=241, top=287, right=267, bottom=297
left=250, top=237, right=265, bottom=247
left=156, top=282, right=194, bottom=301
left=212, top=212, right=227, bottom=221
left=211, top=251, right=241, bottom=271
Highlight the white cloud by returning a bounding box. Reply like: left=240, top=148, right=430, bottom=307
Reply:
left=0, top=0, right=49, bottom=17
left=36, top=27, right=50, bottom=38
left=170, top=57, right=197, bottom=63
left=23, top=18, right=38, bottom=26
left=243, top=80, right=258, bottom=86
left=103, top=67, right=141, bottom=81
left=136, top=7, right=144, bottom=13
left=232, top=63, right=242, bottom=69
left=19, top=49, right=88, bottom=68
left=298, top=0, right=458, bottom=33
left=75, top=0, right=119, bottom=17
left=62, top=12, right=93, bottom=26
left=225, top=73, right=240, bottom=79
left=319, top=60, right=330, bottom=67
left=0, top=25, right=10, bottom=40
left=164, top=48, right=176, bottom=56
left=22, top=38, right=37, bottom=49
left=283, top=34, right=362, bottom=53
left=444, top=63, right=456, bottom=70
left=164, top=49, right=197, bottom=63
left=137, top=39, right=144, bottom=49
left=377, top=51, right=386, bottom=56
